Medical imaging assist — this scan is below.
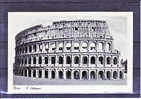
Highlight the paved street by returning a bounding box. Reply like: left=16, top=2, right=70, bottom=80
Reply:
left=14, top=76, right=126, bottom=85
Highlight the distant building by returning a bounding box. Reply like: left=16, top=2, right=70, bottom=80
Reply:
left=14, top=20, right=126, bottom=80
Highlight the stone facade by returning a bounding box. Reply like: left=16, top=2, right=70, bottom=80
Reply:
left=14, top=20, right=125, bottom=80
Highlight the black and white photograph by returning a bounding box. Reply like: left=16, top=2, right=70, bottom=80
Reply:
left=8, top=12, right=133, bottom=94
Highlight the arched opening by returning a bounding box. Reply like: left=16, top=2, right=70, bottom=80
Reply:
left=39, top=44, right=43, bottom=51
left=106, top=71, right=111, bottom=80
left=74, top=42, right=79, bottom=50
left=25, top=70, right=27, bottom=77
left=107, top=57, right=111, bottom=64
left=74, top=71, right=80, bottom=80
left=74, top=56, right=79, bottom=64
left=82, top=42, right=87, bottom=49
left=113, top=57, right=118, bottom=65
left=51, top=43, right=55, bottom=50
left=33, top=45, right=36, bottom=52
left=59, top=56, right=63, bottom=64
left=91, top=56, right=95, bottom=64
left=45, top=70, right=48, bottom=78
left=59, top=71, right=63, bottom=79
left=106, top=43, right=111, bottom=51
left=33, top=70, right=36, bottom=77
left=28, top=69, right=31, bottom=77
left=51, top=56, right=55, bottom=64
left=51, top=71, right=55, bottom=79
left=45, top=43, right=49, bottom=50
left=66, top=71, right=71, bottom=79
left=66, top=42, right=71, bottom=50
left=90, top=71, right=96, bottom=79
left=33, top=57, right=36, bottom=64
left=39, top=70, right=42, bottom=78
left=113, top=71, right=118, bottom=79
left=45, top=57, right=48, bottom=64
left=82, top=71, right=88, bottom=80
left=39, top=56, right=42, bottom=64
left=119, top=71, right=123, bottom=79
left=99, top=71, right=104, bottom=79
left=25, top=46, right=27, bottom=53
left=58, top=42, right=63, bottom=50
left=90, top=42, right=95, bottom=50
left=83, top=56, right=88, bottom=64
left=98, top=42, right=103, bottom=51
left=29, top=46, right=32, bottom=52
left=25, top=58, right=27, bottom=64
left=66, top=56, right=71, bottom=64
left=99, top=56, right=104, bottom=64
left=28, top=57, right=31, bottom=64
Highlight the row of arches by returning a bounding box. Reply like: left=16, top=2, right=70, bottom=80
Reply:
left=15, top=69, right=124, bottom=80
left=16, top=56, right=118, bottom=65
left=16, top=41, right=112, bottom=55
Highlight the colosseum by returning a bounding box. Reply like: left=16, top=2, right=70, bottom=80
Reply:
left=14, top=20, right=126, bottom=81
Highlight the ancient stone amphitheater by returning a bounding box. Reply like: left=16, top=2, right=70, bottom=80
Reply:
left=14, top=20, right=126, bottom=80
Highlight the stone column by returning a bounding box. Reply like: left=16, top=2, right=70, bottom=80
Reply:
left=48, top=56, right=51, bottom=66
left=42, top=69, right=45, bottom=78
left=104, top=55, right=106, bottom=67
left=88, top=70, right=91, bottom=80
left=80, top=70, right=82, bottom=80
left=36, top=44, right=39, bottom=52
left=42, top=56, right=44, bottom=66
left=71, top=70, right=74, bottom=79
left=31, top=56, right=33, bottom=67
left=48, top=70, right=52, bottom=80
left=36, top=56, right=39, bottom=67
left=88, top=40, right=90, bottom=52
left=88, top=55, right=90, bottom=67
left=97, top=70, right=99, bottom=80
left=104, top=70, right=106, bottom=80
left=36, top=69, right=38, bottom=78
left=64, top=55, right=66, bottom=67
left=111, top=42, right=114, bottom=51
left=55, top=55, right=58, bottom=67
left=111, top=70, right=113, bottom=80
left=80, top=55, right=83, bottom=66
left=103, top=42, right=106, bottom=52
left=56, top=70, right=59, bottom=80
left=95, top=41, right=98, bottom=52
left=30, top=69, right=33, bottom=77
left=64, top=70, right=66, bottom=80
left=96, top=55, right=98, bottom=67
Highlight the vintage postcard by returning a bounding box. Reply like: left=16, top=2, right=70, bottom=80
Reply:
left=8, top=12, right=133, bottom=94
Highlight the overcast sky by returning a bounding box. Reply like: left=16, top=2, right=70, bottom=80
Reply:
left=8, top=12, right=132, bottom=63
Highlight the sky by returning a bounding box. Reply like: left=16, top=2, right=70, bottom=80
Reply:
left=8, top=12, right=132, bottom=63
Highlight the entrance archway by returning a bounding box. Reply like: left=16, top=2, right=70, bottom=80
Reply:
left=106, top=71, right=111, bottom=80
left=113, top=71, right=118, bottom=79
left=33, top=70, right=36, bottom=77
left=99, top=71, right=104, bottom=79
left=82, top=71, right=88, bottom=80
left=59, top=71, right=63, bottom=79
left=51, top=71, right=55, bottom=79
left=45, top=70, right=48, bottom=78
left=28, top=69, right=31, bottom=77
left=119, top=71, right=123, bottom=79
left=66, top=71, right=71, bottom=79
left=90, top=71, right=96, bottom=79
left=74, top=71, right=80, bottom=80
left=25, top=69, right=27, bottom=77
left=39, top=70, right=42, bottom=78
